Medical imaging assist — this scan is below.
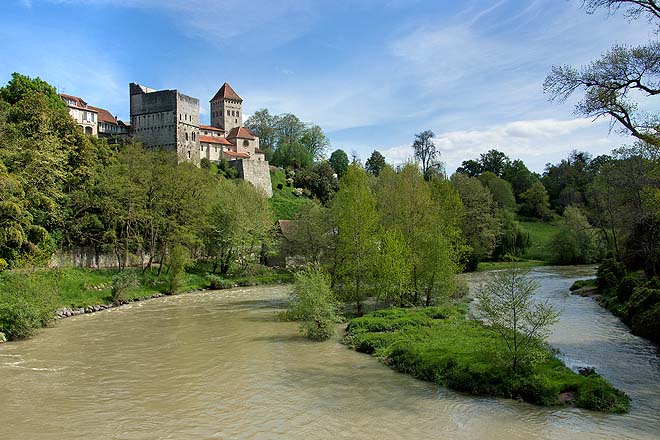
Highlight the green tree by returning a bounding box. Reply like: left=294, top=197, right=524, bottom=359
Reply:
left=300, top=124, right=329, bottom=161
left=375, top=229, right=413, bottom=306
left=0, top=72, right=66, bottom=111
left=479, top=172, right=517, bottom=211
left=456, top=159, right=483, bottom=177
left=479, top=149, right=511, bottom=177
left=280, top=201, right=335, bottom=266
left=245, top=109, right=277, bottom=159
left=287, top=267, right=340, bottom=341
left=293, top=161, right=338, bottom=204
left=550, top=206, right=597, bottom=264
left=502, top=159, right=536, bottom=199
left=519, top=181, right=553, bottom=220
left=204, top=179, right=274, bottom=275
left=333, top=166, right=379, bottom=315
left=365, top=150, right=386, bottom=176
left=271, top=141, right=314, bottom=169
left=476, top=268, right=560, bottom=372
left=451, top=173, right=500, bottom=270
left=329, top=149, right=350, bottom=178
left=376, top=165, right=462, bottom=305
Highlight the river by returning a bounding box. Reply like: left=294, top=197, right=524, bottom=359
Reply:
left=0, top=266, right=658, bottom=439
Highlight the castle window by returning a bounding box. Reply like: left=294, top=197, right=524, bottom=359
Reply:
left=243, top=140, right=249, bottom=147
left=188, top=151, right=191, bottom=159
left=192, top=132, right=196, bottom=141
left=227, top=110, right=230, bottom=116
left=185, top=132, right=189, bottom=141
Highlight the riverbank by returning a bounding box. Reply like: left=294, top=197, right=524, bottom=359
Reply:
left=570, top=273, right=660, bottom=345
left=0, top=266, right=293, bottom=341
left=344, top=305, right=630, bottom=413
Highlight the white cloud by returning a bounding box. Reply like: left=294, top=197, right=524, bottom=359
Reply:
left=382, top=118, right=628, bottom=173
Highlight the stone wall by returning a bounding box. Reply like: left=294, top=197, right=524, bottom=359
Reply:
left=49, top=247, right=149, bottom=269
left=130, top=85, right=178, bottom=151
left=176, top=92, right=201, bottom=165
left=230, top=159, right=273, bottom=198
left=129, top=83, right=201, bottom=165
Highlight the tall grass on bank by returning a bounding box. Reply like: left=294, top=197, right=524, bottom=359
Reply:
left=344, top=306, right=629, bottom=413
left=0, top=266, right=292, bottom=340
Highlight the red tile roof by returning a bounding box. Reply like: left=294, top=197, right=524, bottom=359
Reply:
left=226, top=126, right=255, bottom=140
left=89, top=106, right=117, bottom=124
left=223, top=150, right=250, bottom=158
left=211, top=82, right=242, bottom=102
left=199, top=135, right=232, bottom=145
left=60, top=93, right=96, bottom=111
left=200, top=124, right=225, bottom=132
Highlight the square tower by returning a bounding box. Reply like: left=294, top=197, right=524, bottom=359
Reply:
left=210, top=82, right=243, bottom=132
left=129, top=82, right=201, bottom=165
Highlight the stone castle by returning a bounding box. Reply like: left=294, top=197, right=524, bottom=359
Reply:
left=61, top=82, right=272, bottom=197
left=128, top=82, right=272, bottom=197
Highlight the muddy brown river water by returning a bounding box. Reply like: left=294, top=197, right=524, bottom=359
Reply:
left=0, top=266, right=658, bottom=439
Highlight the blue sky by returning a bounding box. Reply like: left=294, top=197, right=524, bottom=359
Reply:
left=1, top=0, right=656, bottom=172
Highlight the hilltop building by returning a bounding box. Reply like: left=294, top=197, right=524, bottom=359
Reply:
left=60, top=93, right=129, bottom=139
left=128, top=81, right=271, bottom=197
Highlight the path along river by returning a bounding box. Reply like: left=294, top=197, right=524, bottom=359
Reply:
left=0, top=266, right=658, bottom=439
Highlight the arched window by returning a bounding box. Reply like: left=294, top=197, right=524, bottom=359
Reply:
left=192, top=132, right=196, bottom=141
left=185, top=132, right=189, bottom=141
left=243, top=140, right=249, bottom=147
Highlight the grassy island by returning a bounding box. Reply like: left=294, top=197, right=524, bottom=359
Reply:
left=344, top=305, right=630, bottom=413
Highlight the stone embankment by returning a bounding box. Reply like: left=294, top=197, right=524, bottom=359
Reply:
left=54, top=293, right=168, bottom=319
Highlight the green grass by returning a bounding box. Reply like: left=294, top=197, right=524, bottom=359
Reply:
left=0, top=265, right=293, bottom=340
left=270, top=169, right=312, bottom=220
left=345, top=306, right=630, bottom=413
left=520, top=221, right=561, bottom=262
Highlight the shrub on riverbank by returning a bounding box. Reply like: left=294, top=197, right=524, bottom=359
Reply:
left=344, top=306, right=630, bottom=413
left=287, top=267, right=340, bottom=341
left=0, top=274, right=57, bottom=339
left=595, top=258, right=660, bottom=345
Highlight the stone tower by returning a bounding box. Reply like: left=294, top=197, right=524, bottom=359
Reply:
left=210, top=82, right=243, bottom=132
left=129, top=83, right=201, bottom=165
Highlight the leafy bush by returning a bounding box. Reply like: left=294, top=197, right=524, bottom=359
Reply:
left=630, top=301, right=660, bottom=342
left=0, top=274, right=57, bottom=339
left=616, top=274, right=639, bottom=302
left=574, top=375, right=630, bottom=413
left=206, top=274, right=234, bottom=290
left=166, top=245, right=191, bottom=294
left=0, top=258, right=7, bottom=273
left=596, top=257, right=626, bottom=291
left=111, top=271, right=138, bottom=304
left=287, top=267, right=339, bottom=341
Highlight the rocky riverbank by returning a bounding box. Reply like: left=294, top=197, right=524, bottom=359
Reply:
left=54, top=292, right=170, bottom=319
